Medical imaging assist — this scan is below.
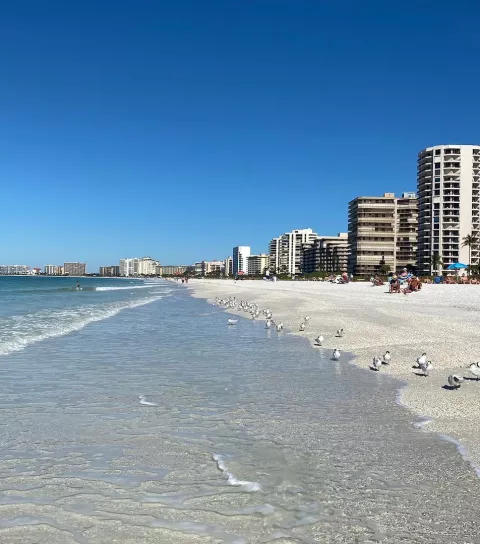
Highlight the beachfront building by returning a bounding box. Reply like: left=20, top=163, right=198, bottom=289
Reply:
left=201, top=260, right=225, bottom=276
left=268, top=229, right=318, bottom=275
left=119, top=257, right=159, bottom=276
left=137, top=257, right=159, bottom=276
left=417, top=145, right=480, bottom=274
left=99, top=266, right=120, bottom=276
left=63, top=262, right=87, bottom=276
left=159, top=265, right=189, bottom=276
left=44, top=264, right=63, bottom=275
left=232, top=246, right=251, bottom=276
left=348, top=193, right=417, bottom=276
left=0, top=265, right=30, bottom=275
left=247, top=253, right=270, bottom=275
left=301, top=233, right=349, bottom=274
left=224, top=256, right=233, bottom=276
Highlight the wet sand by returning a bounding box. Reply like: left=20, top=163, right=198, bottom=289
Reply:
left=187, top=279, right=480, bottom=473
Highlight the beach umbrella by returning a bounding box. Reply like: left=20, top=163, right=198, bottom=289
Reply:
left=447, top=263, right=468, bottom=270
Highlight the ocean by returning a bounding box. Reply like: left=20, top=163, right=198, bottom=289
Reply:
left=0, top=276, right=479, bottom=543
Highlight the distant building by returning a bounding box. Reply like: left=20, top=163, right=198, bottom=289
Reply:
left=301, top=233, right=349, bottom=274
left=224, top=256, right=233, bottom=276
left=202, top=260, right=225, bottom=276
left=64, top=262, right=87, bottom=276
left=0, top=265, right=29, bottom=275
left=44, top=264, right=62, bottom=275
left=348, top=193, right=418, bottom=276
left=119, top=257, right=159, bottom=277
left=269, top=229, right=318, bottom=275
left=232, top=246, right=251, bottom=275
left=137, top=257, right=159, bottom=276
left=99, top=266, right=120, bottom=277
left=160, top=265, right=189, bottom=275
left=247, top=254, right=270, bottom=275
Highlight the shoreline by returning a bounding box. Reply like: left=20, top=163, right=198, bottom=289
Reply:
left=183, top=278, right=480, bottom=476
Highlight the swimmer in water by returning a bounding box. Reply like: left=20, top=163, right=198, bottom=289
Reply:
left=76, top=281, right=80, bottom=289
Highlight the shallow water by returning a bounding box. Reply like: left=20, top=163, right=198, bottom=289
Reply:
left=0, top=281, right=479, bottom=543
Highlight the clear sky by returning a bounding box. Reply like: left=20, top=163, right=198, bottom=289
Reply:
left=1, top=0, right=479, bottom=269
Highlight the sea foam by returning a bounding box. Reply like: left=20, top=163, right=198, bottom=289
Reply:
left=0, top=295, right=163, bottom=356
left=213, top=453, right=261, bottom=492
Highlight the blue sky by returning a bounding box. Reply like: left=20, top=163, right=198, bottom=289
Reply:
left=1, top=0, right=479, bottom=269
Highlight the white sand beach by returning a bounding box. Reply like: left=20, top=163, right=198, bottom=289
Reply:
left=187, top=279, right=480, bottom=470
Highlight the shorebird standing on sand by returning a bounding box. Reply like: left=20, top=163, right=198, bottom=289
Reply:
left=447, top=375, right=464, bottom=389
left=371, top=357, right=382, bottom=371
left=419, top=360, right=433, bottom=377
left=468, top=362, right=480, bottom=380
left=416, top=353, right=427, bottom=368
left=315, top=335, right=324, bottom=346
left=299, top=322, right=306, bottom=332
left=336, top=328, right=344, bottom=338
left=382, top=351, right=391, bottom=365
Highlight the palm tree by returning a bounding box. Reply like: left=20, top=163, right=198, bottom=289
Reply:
left=462, top=234, right=478, bottom=271
left=428, top=252, right=443, bottom=275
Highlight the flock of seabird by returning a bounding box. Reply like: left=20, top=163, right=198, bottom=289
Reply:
left=214, top=295, right=480, bottom=391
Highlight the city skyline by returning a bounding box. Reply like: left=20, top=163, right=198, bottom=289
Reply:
left=1, top=2, right=477, bottom=267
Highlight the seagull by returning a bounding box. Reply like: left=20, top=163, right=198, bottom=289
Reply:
left=382, top=351, right=391, bottom=365
left=276, top=322, right=284, bottom=331
left=227, top=319, right=238, bottom=325
left=336, top=328, right=344, bottom=338
left=299, top=322, right=306, bottom=332
left=415, top=353, right=427, bottom=368
left=448, top=374, right=464, bottom=389
left=315, top=335, right=324, bottom=346
left=304, top=316, right=311, bottom=322
left=265, top=320, right=272, bottom=329
left=419, top=360, right=433, bottom=377
left=468, top=362, right=480, bottom=380
left=371, top=357, right=382, bottom=371
left=332, top=349, right=341, bottom=361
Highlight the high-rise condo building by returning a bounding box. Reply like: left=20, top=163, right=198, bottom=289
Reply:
left=44, top=264, right=62, bottom=275
left=348, top=193, right=417, bottom=276
left=301, top=233, right=349, bottom=274
left=99, top=266, right=120, bottom=277
left=224, top=256, right=233, bottom=276
left=64, top=262, right=87, bottom=276
left=247, top=253, right=270, bottom=275
left=159, top=265, right=189, bottom=276
left=417, top=145, right=480, bottom=274
left=0, top=265, right=30, bottom=275
left=119, top=257, right=159, bottom=276
left=232, top=246, right=251, bottom=275
left=269, top=229, right=318, bottom=275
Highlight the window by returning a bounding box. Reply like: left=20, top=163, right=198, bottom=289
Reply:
left=435, top=149, right=441, bottom=155
left=435, top=162, right=441, bottom=167
left=435, top=170, right=441, bottom=176
left=434, top=190, right=440, bottom=196
left=434, top=203, right=440, bottom=209
left=435, top=177, right=440, bottom=182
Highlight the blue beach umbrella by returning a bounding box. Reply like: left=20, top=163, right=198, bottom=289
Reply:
left=447, top=262, right=468, bottom=270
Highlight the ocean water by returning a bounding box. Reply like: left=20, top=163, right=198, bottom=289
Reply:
left=0, top=277, right=479, bottom=543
